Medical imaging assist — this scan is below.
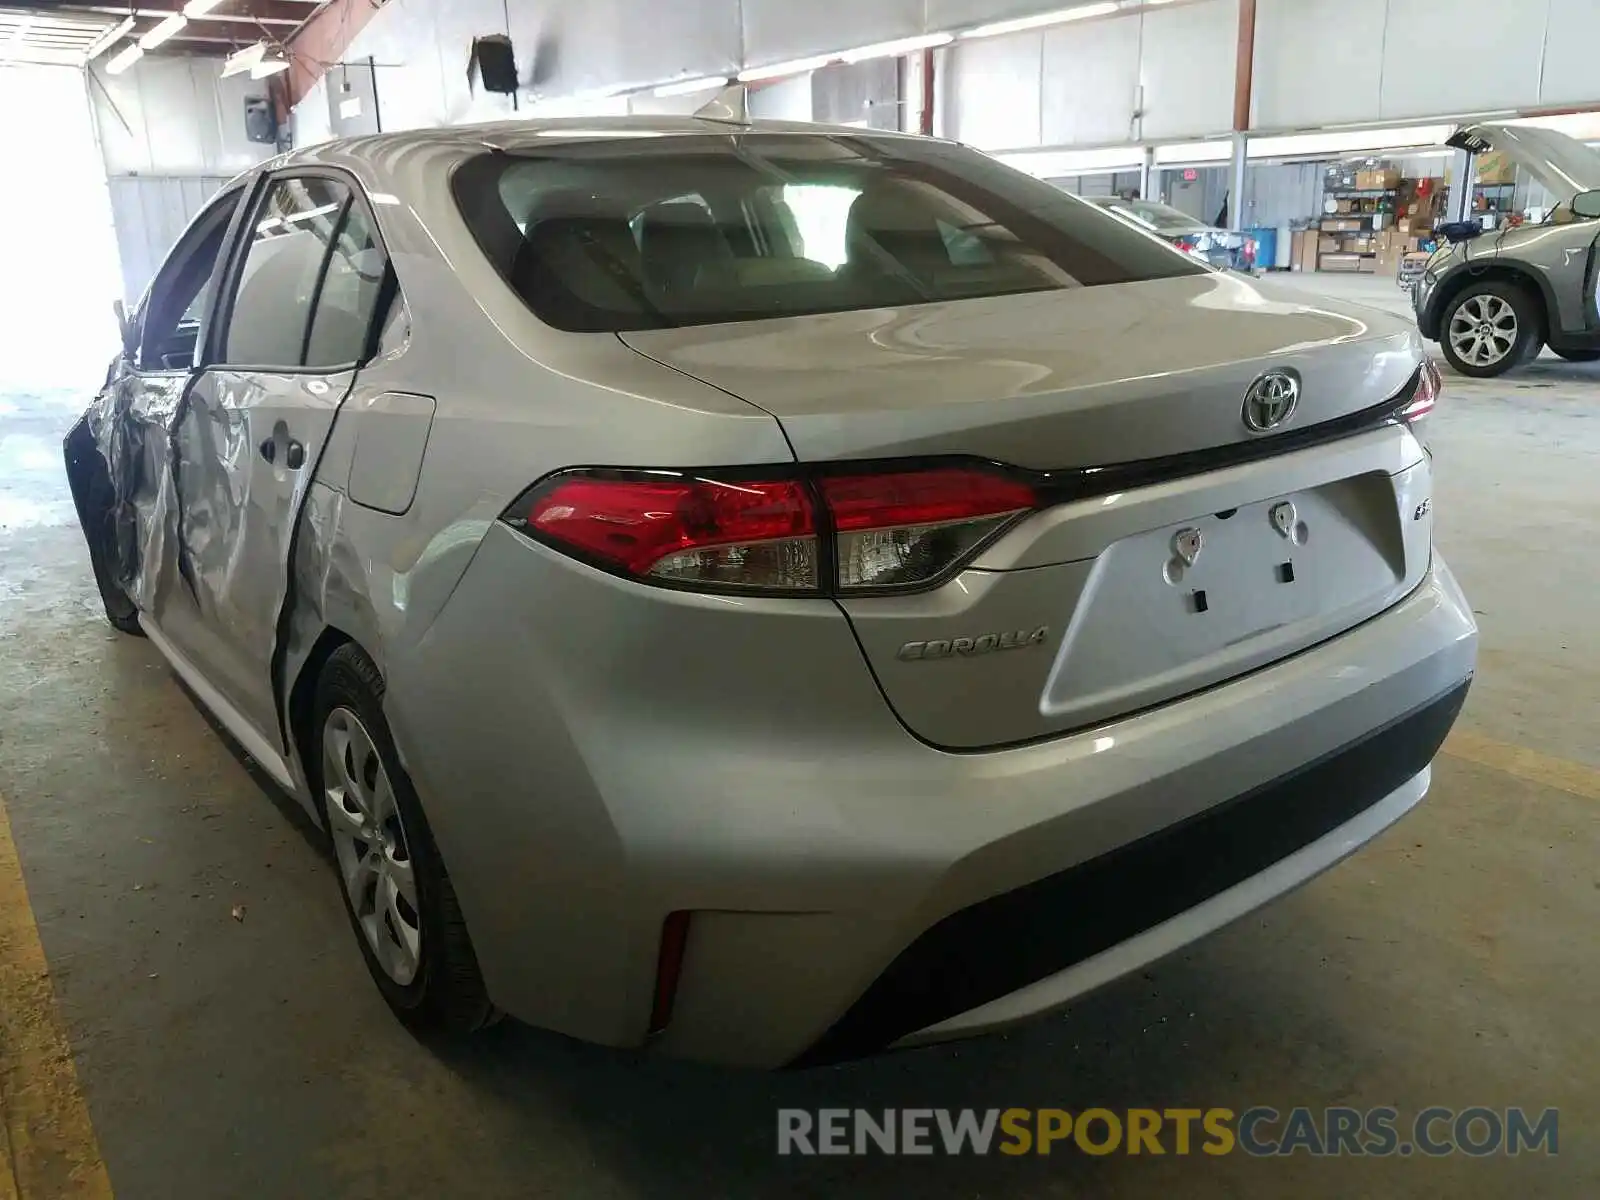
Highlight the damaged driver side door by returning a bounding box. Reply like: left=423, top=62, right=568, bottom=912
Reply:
left=161, top=170, right=393, bottom=767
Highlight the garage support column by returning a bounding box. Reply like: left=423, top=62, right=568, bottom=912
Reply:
left=1138, top=147, right=1153, bottom=202
left=1228, top=133, right=1248, bottom=232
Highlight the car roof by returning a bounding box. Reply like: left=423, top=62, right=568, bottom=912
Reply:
left=272, top=115, right=936, bottom=171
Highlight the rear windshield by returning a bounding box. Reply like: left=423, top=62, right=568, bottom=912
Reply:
left=451, top=132, right=1205, bottom=332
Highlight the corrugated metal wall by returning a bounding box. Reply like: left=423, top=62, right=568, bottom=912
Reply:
left=105, top=176, right=232, bottom=305
left=88, top=54, right=274, bottom=305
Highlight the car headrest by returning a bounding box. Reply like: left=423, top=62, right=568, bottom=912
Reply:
left=635, top=202, right=732, bottom=295
left=511, top=215, right=645, bottom=312
left=844, top=185, right=951, bottom=271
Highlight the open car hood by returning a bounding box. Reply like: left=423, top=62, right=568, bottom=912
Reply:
left=1448, top=122, right=1600, bottom=201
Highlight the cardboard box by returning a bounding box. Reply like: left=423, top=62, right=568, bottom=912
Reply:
left=1397, top=217, right=1411, bottom=234
left=1357, top=168, right=1401, bottom=190
left=1357, top=257, right=1377, bottom=273
left=1291, top=230, right=1319, bottom=273
left=1318, top=234, right=1342, bottom=253
left=1335, top=199, right=1354, bottom=214
left=1476, top=151, right=1514, bottom=185
left=1320, top=253, right=1363, bottom=272
left=1322, top=218, right=1362, bottom=232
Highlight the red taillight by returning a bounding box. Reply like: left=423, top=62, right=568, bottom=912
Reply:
left=505, top=464, right=1037, bottom=595
left=820, top=468, right=1037, bottom=590
left=515, top=474, right=818, bottom=590
left=1174, top=237, right=1198, bottom=252
left=1400, top=358, right=1442, bottom=423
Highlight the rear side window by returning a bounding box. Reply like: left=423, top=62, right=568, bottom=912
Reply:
left=306, top=204, right=387, bottom=367
left=222, top=175, right=392, bottom=369
left=451, top=133, right=1205, bottom=332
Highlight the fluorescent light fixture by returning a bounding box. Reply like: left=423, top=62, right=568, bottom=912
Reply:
left=139, top=12, right=187, bottom=50
left=737, top=53, right=837, bottom=82
left=251, top=53, right=290, bottom=79
left=997, top=144, right=1142, bottom=177
left=1248, top=123, right=1454, bottom=160
left=283, top=202, right=342, bottom=225
left=652, top=75, right=729, bottom=97
left=183, top=0, right=226, bottom=13
left=839, top=32, right=953, bottom=62
left=963, top=3, right=1119, bottom=38
left=84, top=16, right=136, bottom=63
left=1153, top=139, right=1232, bottom=165
left=222, top=40, right=267, bottom=77
left=105, top=42, right=144, bottom=74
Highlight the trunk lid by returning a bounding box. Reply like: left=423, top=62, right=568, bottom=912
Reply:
left=621, top=275, right=1432, bottom=749
left=1448, top=122, right=1600, bottom=202
left=619, top=272, right=1422, bottom=469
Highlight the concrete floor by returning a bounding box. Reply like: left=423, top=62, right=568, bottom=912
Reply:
left=0, top=284, right=1597, bottom=1197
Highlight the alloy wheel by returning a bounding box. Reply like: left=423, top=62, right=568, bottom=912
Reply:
left=1448, top=294, right=1518, bottom=368
left=322, top=707, right=422, bottom=986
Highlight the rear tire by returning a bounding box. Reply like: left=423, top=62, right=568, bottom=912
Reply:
left=1439, top=281, right=1540, bottom=378
left=1553, top=347, right=1600, bottom=363
left=312, top=643, right=494, bottom=1035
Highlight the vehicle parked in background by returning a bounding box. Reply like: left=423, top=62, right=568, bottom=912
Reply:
left=65, top=106, right=1474, bottom=1068
left=1414, top=122, right=1600, bottom=377
left=1086, top=195, right=1257, bottom=271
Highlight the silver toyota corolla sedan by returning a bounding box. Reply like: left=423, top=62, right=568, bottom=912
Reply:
left=65, top=108, right=1477, bottom=1068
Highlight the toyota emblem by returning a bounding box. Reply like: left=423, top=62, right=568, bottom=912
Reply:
left=1242, top=370, right=1301, bottom=433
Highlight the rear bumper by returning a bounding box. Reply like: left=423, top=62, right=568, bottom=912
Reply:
left=387, top=537, right=1476, bottom=1068
left=801, top=679, right=1463, bottom=1064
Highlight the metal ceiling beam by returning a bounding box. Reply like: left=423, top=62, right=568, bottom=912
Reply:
left=8, top=2, right=316, bottom=27
left=282, top=0, right=382, bottom=110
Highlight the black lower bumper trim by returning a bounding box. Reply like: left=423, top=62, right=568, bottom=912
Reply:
left=792, top=678, right=1470, bottom=1067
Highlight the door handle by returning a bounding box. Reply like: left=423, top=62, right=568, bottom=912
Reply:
left=259, top=436, right=306, bottom=469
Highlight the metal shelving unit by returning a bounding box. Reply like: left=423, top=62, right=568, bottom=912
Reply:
left=1317, top=186, right=1397, bottom=272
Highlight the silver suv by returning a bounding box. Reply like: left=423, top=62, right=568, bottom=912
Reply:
left=1414, top=123, right=1600, bottom=377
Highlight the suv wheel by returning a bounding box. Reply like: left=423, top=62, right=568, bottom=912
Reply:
left=1440, top=281, right=1540, bottom=377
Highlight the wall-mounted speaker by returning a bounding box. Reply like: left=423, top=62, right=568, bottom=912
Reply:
left=469, top=35, right=518, bottom=95
left=243, top=95, right=278, bottom=145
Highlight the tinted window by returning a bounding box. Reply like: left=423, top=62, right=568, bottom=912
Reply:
left=225, top=177, right=351, bottom=366
left=452, top=133, right=1204, bottom=332
left=1095, top=199, right=1209, bottom=234
left=222, top=176, right=391, bottom=369
left=137, top=188, right=243, bottom=371
left=306, top=204, right=387, bottom=367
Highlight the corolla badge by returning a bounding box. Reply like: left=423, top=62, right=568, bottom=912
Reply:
left=1242, top=369, right=1301, bottom=433
left=897, top=626, right=1050, bottom=661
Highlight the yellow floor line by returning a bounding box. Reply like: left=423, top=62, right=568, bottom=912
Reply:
left=1442, top=730, right=1600, bottom=801
left=0, top=792, right=113, bottom=1200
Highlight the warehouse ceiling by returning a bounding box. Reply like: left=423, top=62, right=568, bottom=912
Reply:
left=0, top=2, right=326, bottom=65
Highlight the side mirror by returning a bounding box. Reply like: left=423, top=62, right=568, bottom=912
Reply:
left=1571, top=190, right=1600, bottom=220
left=112, top=299, right=135, bottom=358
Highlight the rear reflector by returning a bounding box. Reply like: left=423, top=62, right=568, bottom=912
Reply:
left=649, top=910, right=692, bottom=1036
left=505, top=464, right=1038, bottom=596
